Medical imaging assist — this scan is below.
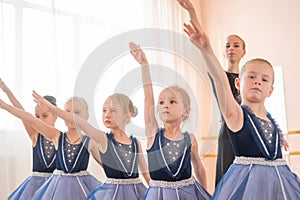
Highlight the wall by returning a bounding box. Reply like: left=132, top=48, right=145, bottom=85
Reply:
left=196, top=0, right=300, bottom=194
left=199, top=0, right=300, bottom=130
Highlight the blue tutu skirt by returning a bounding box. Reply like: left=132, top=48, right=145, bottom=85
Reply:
left=8, top=172, right=51, bottom=200
left=212, top=157, right=300, bottom=200
left=87, top=178, right=147, bottom=200
left=144, top=177, right=211, bottom=200
left=32, top=170, right=101, bottom=200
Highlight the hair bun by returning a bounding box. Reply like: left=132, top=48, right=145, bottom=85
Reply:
left=132, top=106, right=138, bottom=117
left=43, top=95, right=57, bottom=106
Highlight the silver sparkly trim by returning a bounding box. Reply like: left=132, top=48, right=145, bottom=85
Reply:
left=62, top=133, right=87, bottom=173
left=149, top=177, right=195, bottom=188
left=105, top=178, right=142, bottom=184
left=32, top=171, right=52, bottom=177
left=53, top=169, right=90, bottom=176
left=111, top=138, right=137, bottom=177
left=246, top=114, right=279, bottom=159
left=159, top=132, right=187, bottom=177
left=233, top=157, right=287, bottom=166
left=40, top=135, right=56, bottom=168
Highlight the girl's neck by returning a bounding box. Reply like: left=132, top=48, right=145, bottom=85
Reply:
left=110, top=128, right=131, bottom=144
left=163, top=123, right=183, bottom=140
left=66, top=129, right=82, bottom=144
left=243, top=103, right=268, bottom=120
left=226, top=62, right=239, bottom=74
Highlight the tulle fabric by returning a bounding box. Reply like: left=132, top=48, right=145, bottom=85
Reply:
left=212, top=160, right=300, bottom=200
left=8, top=175, right=49, bottom=200
left=87, top=182, right=147, bottom=200
left=144, top=178, right=211, bottom=200
left=32, top=171, right=101, bottom=200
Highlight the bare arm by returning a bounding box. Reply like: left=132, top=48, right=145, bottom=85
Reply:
left=177, top=0, right=201, bottom=27
left=190, top=133, right=208, bottom=190
left=137, top=140, right=150, bottom=185
left=33, top=90, right=108, bottom=152
left=89, top=138, right=102, bottom=166
left=0, top=99, right=60, bottom=146
left=0, top=79, right=38, bottom=142
left=183, top=22, right=243, bottom=131
left=129, top=42, right=158, bottom=148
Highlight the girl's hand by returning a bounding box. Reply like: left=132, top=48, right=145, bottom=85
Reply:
left=129, top=42, right=148, bottom=65
left=177, top=0, right=195, bottom=11
left=32, top=90, right=55, bottom=112
left=183, top=21, right=211, bottom=51
left=0, top=79, right=9, bottom=93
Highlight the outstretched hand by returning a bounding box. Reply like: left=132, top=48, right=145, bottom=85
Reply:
left=177, top=0, right=194, bottom=11
left=183, top=21, right=211, bottom=51
left=0, top=79, right=9, bottom=93
left=32, top=90, right=55, bottom=112
left=129, top=42, right=148, bottom=65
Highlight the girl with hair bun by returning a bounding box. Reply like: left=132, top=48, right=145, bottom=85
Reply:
left=130, top=42, right=210, bottom=200
left=0, top=91, right=102, bottom=199
left=0, top=79, right=58, bottom=200
left=33, top=92, right=150, bottom=200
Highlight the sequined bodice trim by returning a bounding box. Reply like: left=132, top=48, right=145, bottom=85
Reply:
left=159, top=131, right=188, bottom=177
left=62, top=133, right=88, bottom=173
left=111, top=136, right=137, bottom=176
left=40, top=134, right=56, bottom=168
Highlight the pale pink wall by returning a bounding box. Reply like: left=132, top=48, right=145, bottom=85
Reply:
left=199, top=0, right=300, bottom=131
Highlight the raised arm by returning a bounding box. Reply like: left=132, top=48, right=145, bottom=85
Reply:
left=183, top=21, right=243, bottom=131
left=33, top=90, right=108, bottom=152
left=129, top=42, right=158, bottom=148
left=0, top=79, right=24, bottom=109
left=0, top=98, right=60, bottom=146
left=0, top=79, right=38, bottom=142
left=177, top=0, right=201, bottom=28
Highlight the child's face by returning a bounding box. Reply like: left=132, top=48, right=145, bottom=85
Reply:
left=157, top=89, right=184, bottom=123
left=239, top=62, right=274, bottom=103
left=64, top=100, right=89, bottom=129
left=35, top=106, right=57, bottom=126
left=224, top=35, right=245, bottom=63
left=102, top=98, right=129, bottom=129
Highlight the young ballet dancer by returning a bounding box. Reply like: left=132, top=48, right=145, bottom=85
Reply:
left=0, top=94, right=102, bottom=199
left=177, top=0, right=246, bottom=186
left=177, top=0, right=288, bottom=187
left=0, top=79, right=57, bottom=200
left=184, top=20, right=300, bottom=199
left=129, top=42, right=211, bottom=199
left=33, top=92, right=150, bottom=200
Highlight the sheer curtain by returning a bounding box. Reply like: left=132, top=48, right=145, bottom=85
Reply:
left=144, top=0, right=220, bottom=151
left=0, top=0, right=151, bottom=197
left=0, top=0, right=219, bottom=197
left=0, top=0, right=148, bottom=130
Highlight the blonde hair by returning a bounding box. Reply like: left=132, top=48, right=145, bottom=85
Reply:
left=65, top=96, right=89, bottom=113
left=240, top=58, right=274, bottom=83
left=226, top=34, right=246, bottom=50
left=107, top=93, right=138, bottom=117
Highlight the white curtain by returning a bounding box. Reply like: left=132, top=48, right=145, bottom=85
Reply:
left=0, top=0, right=220, bottom=197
